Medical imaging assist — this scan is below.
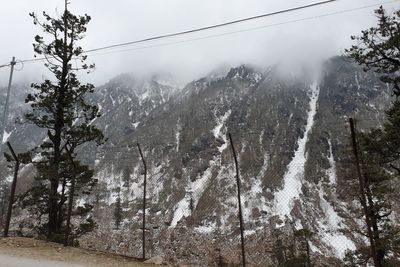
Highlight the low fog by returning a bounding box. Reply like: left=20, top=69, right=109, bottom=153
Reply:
left=0, top=0, right=399, bottom=87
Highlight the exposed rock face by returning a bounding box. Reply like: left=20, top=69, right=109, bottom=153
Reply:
left=0, top=56, right=394, bottom=266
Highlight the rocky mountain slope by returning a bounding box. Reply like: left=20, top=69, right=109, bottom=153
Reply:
left=0, top=56, right=394, bottom=266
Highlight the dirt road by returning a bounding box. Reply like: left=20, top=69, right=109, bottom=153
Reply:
left=0, top=253, right=85, bottom=267
left=0, top=237, right=151, bottom=267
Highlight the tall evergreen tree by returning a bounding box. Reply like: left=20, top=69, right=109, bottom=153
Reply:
left=346, top=6, right=400, bottom=266
left=114, top=189, right=122, bottom=229
left=23, top=0, right=104, bottom=240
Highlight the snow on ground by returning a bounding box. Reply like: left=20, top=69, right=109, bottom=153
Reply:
left=2, top=129, right=12, bottom=143
left=194, top=220, right=217, bottom=234
left=318, top=187, right=356, bottom=258
left=175, top=118, right=181, bottom=152
left=355, top=73, right=361, bottom=90
left=138, top=88, right=150, bottom=105
left=148, top=164, right=164, bottom=204
left=309, top=242, right=322, bottom=254
left=258, top=130, right=264, bottom=145
left=95, top=164, right=143, bottom=204
left=220, top=195, right=238, bottom=229
left=317, top=139, right=356, bottom=258
left=243, top=153, right=270, bottom=222
left=170, top=158, right=216, bottom=228
left=109, top=95, right=116, bottom=106
left=212, top=110, right=231, bottom=152
left=169, top=109, right=231, bottom=228
left=273, top=82, right=320, bottom=220
left=327, top=139, right=337, bottom=184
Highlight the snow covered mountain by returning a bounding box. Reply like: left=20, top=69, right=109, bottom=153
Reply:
left=0, top=56, right=393, bottom=266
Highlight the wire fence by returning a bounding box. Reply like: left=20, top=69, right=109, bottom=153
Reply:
left=0, top=116, right=395, bottom=267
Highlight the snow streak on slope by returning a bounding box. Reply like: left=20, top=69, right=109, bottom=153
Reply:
left=317, top=139, right=355, bottom=258
left=243, top=153, right=270, bottom=222
left=175, top=118, right=181, bottom=152
left=355, top=73, right=361, bottom=90
left=2, top=130, right=12, bottom=143
left=213, top=110, right=231, bottom=153
left=169, top=110, right=231, bottom=228
left=274, top=82, right=320, bottom=220
left=327, top=139, right=337, bottom=184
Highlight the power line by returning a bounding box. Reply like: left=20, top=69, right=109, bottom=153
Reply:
left=83, top=0, right=338, bottom=53
left=0, top=62, right=11, bottom=69
left=85, top=0, right=400, bottom=58
left=5, top=0, right=400, bottom=65
left=17, top=0, right=339, bottom=64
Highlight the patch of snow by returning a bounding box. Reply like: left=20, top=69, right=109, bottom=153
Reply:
left=316, top=142, right=356, bottom=258
left=244, top=229, right=257, bottom=236
left=259, top=130, right=264, bottom=145
left=109, top=95, right=115, bottom=106
left=170, top=110, right=232, bottom=229
left=355, top=73, right=361, bottom=90
left=319, top=187, right=342, bottom=232
left=194, top=221, right=217, bottom=234
left=145, top=163, right=165, bottom=204
left=5, top=175, right=13, bottom=183
left=212, top=110, right=231, bottom=138
left=76, top=197, right=86, bottom=207
left=322, top=233, right=355, bottom=259
left=327, top=139, right=337, bottom=184
left=287, top=113, right=293, bottom=126
left=253, top=72, right=262, bottom=83
left=175, top=118, right=181, bottom=152
left=219, top=195, right=238, bottom=229
left=32, top=153, right=45, bottom=163
left=243, top=153, right=270, bottom=221
left=139, top=90, right=150, bottom=105
left=212, top=110, right=231, bottom=153
left=309, top=242, right=322, bottom=253
left=170, top=159, right=216, bottom=228
left=273, top=82, right=320, bottom=220
left=2, top=130, right=12, bottom=143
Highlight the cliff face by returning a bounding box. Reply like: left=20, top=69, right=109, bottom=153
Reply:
left=0, top=56, right=392, bottom=265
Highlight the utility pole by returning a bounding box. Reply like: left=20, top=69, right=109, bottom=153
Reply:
left=349, top=118, right=381, bottom=267
left=3, top=142, right=20, bottom=237
left=228, top=133, right=246, bottom=267
left=137, top=143, right=147, bottom=260
left=0, top=57, right=16, bottom=150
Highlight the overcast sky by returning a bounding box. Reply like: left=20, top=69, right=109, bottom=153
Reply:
left=0, top=0, right=399, bottom=86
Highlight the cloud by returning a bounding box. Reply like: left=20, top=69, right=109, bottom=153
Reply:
left=0, top=0, right=398, bottom=86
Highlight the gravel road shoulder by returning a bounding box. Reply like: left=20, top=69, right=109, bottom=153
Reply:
left=0, top=237, right=152, bottom=267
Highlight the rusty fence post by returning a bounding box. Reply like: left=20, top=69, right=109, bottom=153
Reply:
left=137, top=143, right=147, bottom=260
left=3, top=141, right=20, bottom=237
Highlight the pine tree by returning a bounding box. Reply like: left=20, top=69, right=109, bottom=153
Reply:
left=346, top=6, right=400, bottom=266
left=114, top=189, right=122, bottom=229
left=346, top=6, right=400, bottom=97
left=23, top=0, right=104, bottom=240
left=271, top=227, right=313, bottom=267
left=122, top=167, right=131, bottom=188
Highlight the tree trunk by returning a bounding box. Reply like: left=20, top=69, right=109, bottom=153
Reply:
left=364, top=174, right=385, bottom=264
left=57, top=175, right=68, bottom=232
left=49, top=3, right=69, bottom=237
